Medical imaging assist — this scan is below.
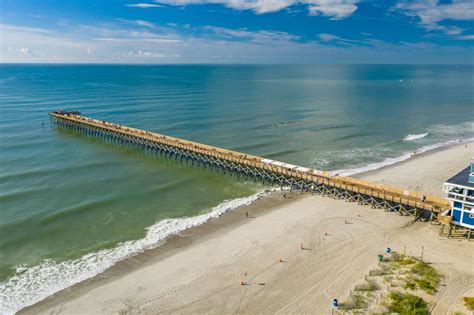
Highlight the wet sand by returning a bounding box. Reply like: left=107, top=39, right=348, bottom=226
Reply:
left=23, top=142, right=474, bottom=315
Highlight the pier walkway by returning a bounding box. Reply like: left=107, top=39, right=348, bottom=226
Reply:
left=50, top=111, right=450, bottom=219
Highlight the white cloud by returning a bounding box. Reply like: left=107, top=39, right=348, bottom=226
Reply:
left=151, top=0, right=359, bottom=17
left=125, top=3, right=162, bottom=8
left=127, top=50, right=167, bottom=57
left=94, top=37, right=182, bottom=43
left=396, top=0, right=474, bottom=35
left=202, top=26, right=299, bottom=42
left=150, top=0, right=291, bottom=14
left=318, top=33, right=339, bottom=41
left=133, top=20, right=156, bottom=28
left=0, top=24, right=49, bottom=33
left=118, top=19, right=156, bottom=28
left=308, top=0, right=359, bottom=20
left=317, top=33, right=368, bottom=46
left=19, top=47, right=39, bottom=57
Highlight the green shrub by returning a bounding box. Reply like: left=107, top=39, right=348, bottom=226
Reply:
left=414, top=278, right=437, bottom=295
left=464, top=297, right=474, bottom=310
left=411, top=262, right=441, bottom=294
left=355, top=280, right=380, bottom=291
left=405, top=280, right=416, bottom=290
left=399, top=257, right=417, bottom=265
left=389, top=292, right=428, bottom=315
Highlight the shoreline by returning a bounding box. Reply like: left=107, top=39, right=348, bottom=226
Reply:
left=338, top=137, right=474, bottom=177
left=20, top=191, right=306, bottom=314
left=17, top=140, right=474, bottom=314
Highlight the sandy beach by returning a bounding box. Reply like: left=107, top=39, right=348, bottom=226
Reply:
left=23, top=142, right=474, bottom=315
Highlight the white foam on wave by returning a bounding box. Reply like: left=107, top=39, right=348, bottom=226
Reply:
left=334, top=138, right=474, bottom=176
left=403, top=133, right=429, bottom=141
left=0, top=189, right=275, bottom=314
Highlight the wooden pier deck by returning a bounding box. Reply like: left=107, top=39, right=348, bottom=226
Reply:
left=49, top=111, right=450, bottom=218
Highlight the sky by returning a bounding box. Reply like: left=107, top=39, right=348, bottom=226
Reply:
left=0, top=0, right=473, bottom=64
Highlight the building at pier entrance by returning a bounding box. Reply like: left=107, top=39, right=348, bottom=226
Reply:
left=443, top=161, right=474, bottom=229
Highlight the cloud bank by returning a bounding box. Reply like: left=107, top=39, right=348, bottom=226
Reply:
left=148, top=0, right=360, bottom=18
left=1, top=22, right=471, bottom=64
left=1, top=1, right=473, bottom=64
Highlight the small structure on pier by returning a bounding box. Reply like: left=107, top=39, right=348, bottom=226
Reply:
left=441, top=161, right=474, bottom=236
left=52, top=110, right=82, bottom=116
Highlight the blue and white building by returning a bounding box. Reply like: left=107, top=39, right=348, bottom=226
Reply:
left=443, top=162, right=474, bottom=229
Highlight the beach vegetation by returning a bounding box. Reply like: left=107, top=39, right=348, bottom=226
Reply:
left=383, top=275, right=391, bottom=283
left=398, top=256, right=417, bottom=266
left=338, top=292, right=369, bottom=311
left=388, top=252, right=409, bottom=267
left=410, top=261, right=441, bottom=294
left=342, top=253, right=442, bottom=313
left=404, top=278, right=417, bottom=290
left=354, top=279, right=380, bottom=291
left=464, top=297, right=474, bottom=310
left=380, top=265, right=392, bottom=275
left=393, top=256, right=440, bottom=295
left=414, top=277, right=437, bottom=294
left=388, top=292, right=428, bottom=315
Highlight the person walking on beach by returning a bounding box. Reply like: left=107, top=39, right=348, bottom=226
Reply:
left=245, top=210, right=249, bottom=218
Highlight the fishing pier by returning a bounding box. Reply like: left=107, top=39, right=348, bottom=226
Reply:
left=49, top=111, right=450, bottom=220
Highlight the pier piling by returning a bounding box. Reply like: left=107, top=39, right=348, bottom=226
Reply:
left=49, top=111, right=449, bottom=220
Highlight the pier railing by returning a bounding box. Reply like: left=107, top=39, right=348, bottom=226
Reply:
left=50, top=112, right=450, bottom=218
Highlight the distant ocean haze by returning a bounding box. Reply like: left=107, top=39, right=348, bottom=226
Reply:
left=0, top=64, right=473, bottom=313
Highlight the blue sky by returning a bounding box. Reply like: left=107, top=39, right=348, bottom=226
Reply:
left=1, top=0, right=473, bottom=63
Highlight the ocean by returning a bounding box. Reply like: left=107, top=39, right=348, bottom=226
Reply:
left=0, top=64, right=473, bottom=313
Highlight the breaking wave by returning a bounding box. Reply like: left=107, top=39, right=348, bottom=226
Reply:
left=0, top=189, right=274, bottom=314
left=403, top=133, right=429, bottom=141
left=333, top=138, right=473, bottom=176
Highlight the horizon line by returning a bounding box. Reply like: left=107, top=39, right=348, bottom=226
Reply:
left=1, top=62, right=473, bottom=66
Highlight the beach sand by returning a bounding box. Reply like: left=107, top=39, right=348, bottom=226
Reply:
left=23, top=142, right=474, bottom=315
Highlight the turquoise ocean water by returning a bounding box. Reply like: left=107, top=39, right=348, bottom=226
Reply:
left=0, top=64, right=473, bottom=312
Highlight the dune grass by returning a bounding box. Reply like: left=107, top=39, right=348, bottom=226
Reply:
left=395, top=257, right=441, bottom=295
left=338, top=292, right=369, bottom=311
left=389, top=291, right=428, bottom=315
left=409, top=261, right=441, bottom=294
